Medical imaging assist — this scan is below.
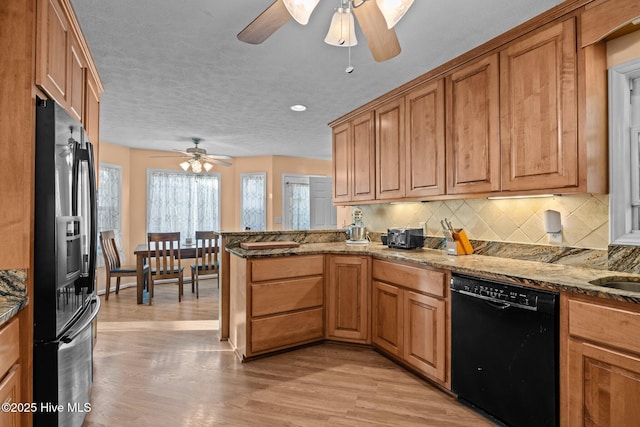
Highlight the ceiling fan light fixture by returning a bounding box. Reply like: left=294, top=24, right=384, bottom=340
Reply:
left=191, top=160, right=203, bottom=173
left=180, top=161, right=191, bottom=171
left=283, top=0, right=320, bottom=25
left=324, top=7, right=357, bottom=47
left=376, top=0, right=414, bottom=29
left=203, top=162, right=213, bottom=172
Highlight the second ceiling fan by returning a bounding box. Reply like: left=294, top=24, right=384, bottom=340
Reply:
left=237, top=0, right=414, bottom=62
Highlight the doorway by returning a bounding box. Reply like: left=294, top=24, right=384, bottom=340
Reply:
left=282, top=174, right=337, bottom=229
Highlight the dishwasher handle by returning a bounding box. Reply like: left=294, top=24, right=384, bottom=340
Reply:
left=451, top=288, right=538, bottom=312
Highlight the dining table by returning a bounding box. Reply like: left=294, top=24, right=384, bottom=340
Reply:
left=133, top=243, right=215, bottom=304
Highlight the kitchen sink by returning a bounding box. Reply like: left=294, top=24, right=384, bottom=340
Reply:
left=589, top=277, right=640, bottom=292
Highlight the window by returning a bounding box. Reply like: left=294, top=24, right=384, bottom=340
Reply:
left=147, top=169, right=220, bottom=242
left=283, top=175, right=310, bottom=229
left=241, top=173, right=266, bottom=230
left=610, top=58, right=640, bottom=245
left=97, top=164, right=122, bottom=265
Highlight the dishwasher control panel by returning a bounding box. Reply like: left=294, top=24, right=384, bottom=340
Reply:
left=451, top=278, right=536, bottom=307
left=450, top=274, right=558, bottom=311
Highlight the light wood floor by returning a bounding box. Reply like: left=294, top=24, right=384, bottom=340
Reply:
left=84, top=278, right=494, bottom=427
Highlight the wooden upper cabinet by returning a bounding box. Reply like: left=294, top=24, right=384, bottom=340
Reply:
left=581, top=0, right=640, bottom=47
left=500, top=18, right=578, bottom=192
left=68, top=37, right=85, bottom=123
left=376, top=97, right=405, bottom=200
left=332, top=122, right=351, bottom=203
left=85, top=72, right=100, bottom=176
left=446, top=54, right=500, bottom=194
left=332, top=112, right=375, bottom=203
left=37, top=0, right=70, bottom=105
left=352, top=112, right=376, bottom=201
left=36, top=0, right=103, bottom=128
left=405, top=79, right=446, bottom=197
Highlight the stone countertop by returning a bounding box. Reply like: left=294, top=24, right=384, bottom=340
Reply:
left=227, top=241, right=640, bottom=305
left=0, top=270, right=28, bottom=327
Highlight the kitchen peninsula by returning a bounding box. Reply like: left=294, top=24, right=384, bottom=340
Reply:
left=219, top=229, right=640, bottom=426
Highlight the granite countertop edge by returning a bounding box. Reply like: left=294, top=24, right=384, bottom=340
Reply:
left=226, top=242, right=640, bottom=305
left=0, top=269, right=29, bottom=328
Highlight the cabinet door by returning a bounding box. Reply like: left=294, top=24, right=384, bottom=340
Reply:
left=85, top=72, right=101, bottom=179
left=446, top=54, right=500, bottom=194
left=372, top=280, right=403, bottom=357
left=403, top=291, right=446, bottom=382
left=568, top=339, right=640, bottom=427
left=500, top=19, right=578, bottom=191
left=405, top=79, right=445, bottom=197
left=36, top=0, right=70, bottom=104
left=332, top=122, right=351, bottom=202
left=326, top=256, right=370, bottom=343
left=68, top=37, right=85, bottom=123
left=0, top=366, right=20, bottom=427
left=352, top=112, right=376, bottom=201
left=376, top=98, right=405, bottom=200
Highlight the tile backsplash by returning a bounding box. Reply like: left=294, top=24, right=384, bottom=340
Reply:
left=357, top=193, right=609, bottom=250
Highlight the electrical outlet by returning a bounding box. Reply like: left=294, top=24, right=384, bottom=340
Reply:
left=419, top=221, right=427, bottom=235
left=548, top=232, right=562, bottom=244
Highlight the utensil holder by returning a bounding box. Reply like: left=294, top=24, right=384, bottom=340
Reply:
left=452, top=229, right=473, bottom=254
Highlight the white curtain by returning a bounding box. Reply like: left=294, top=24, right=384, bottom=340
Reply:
left=241, top=173, right=266, bottom=230
left=286, top=181, right=310, bottom=229
left=147, top=170, right=220, bottom=242
left=97, top=164, right=122, bottom=265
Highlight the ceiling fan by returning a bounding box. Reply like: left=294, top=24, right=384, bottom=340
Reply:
left=152, top=138, right=232, bottom=172
left=237, top=0, right=414, bottom=62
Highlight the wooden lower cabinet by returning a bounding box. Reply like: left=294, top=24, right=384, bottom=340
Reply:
left=229, top=254, right=325, bottom=359
left=326, top=256, right=370, bottom=343
left=565, top=294, right=640, bottom=427
left=403, top=290, right=446, bottom=382
left=0, top=317, right=20, bottom=427
left=372, top=259, right=448, bottom=385
left=372, top=281, right=402, bottom=356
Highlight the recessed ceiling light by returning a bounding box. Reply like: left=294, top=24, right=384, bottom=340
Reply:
left=290, top=104, right=307, bottom=112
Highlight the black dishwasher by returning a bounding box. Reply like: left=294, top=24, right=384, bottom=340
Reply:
left=450, top=274, right=559, bottom=427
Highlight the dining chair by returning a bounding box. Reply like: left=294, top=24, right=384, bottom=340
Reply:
left=100, top=230, right=148, bottom=301
left=190, top=231, right=220, bottom=298
left=147, top=232, right=184, bottom=303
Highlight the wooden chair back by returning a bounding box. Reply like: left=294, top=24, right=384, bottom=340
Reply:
left=195, top=231, right=219, bottom=275
left=100, top=230, right=121, bottom=270
left=100, top=229, right=144, bottom=300
left=147, top=232, right=182, bottom=280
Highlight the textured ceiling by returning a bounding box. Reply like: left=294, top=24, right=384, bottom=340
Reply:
left=71, top=0, right=564, bottom=160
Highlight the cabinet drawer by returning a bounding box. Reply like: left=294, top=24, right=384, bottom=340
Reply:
left=568, top=299, right=640, bottom=355
left=372, top=259, right=445, bottom=298
left=0, top=318, right=19, bottom=378
left=251, top=276, right=323, bottom=317
left=250, top=255, right=324, bottom=282
left=250, top=308, right=324, bottom=354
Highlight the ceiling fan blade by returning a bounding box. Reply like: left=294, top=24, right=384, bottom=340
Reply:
left=238, top=0, right=292, bottom=45
left=204, top=154, right=232, bottom=160
left=208, top=159, right=232, bottom=167
left=149, top=155, right=190, bottom=158
left=353, top=1, right=401, bottom=62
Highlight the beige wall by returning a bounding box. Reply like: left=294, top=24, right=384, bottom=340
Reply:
left=607, top=30, right=640, bottom=68
left=98, top=141, right=331, bottom=263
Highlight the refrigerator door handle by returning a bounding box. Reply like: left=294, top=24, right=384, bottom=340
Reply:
left=61, top=297, right=100, bottom=344
left=75, top=141, right=98, bottom=293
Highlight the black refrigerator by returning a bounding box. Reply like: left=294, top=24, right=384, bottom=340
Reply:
left=33, top=97, right=100, bottom=427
